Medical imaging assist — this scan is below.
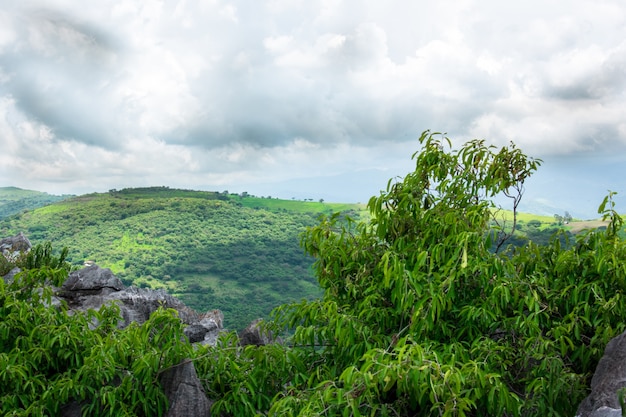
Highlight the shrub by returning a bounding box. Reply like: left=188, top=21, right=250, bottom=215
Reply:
left=0, top=245, right=193, bottom=416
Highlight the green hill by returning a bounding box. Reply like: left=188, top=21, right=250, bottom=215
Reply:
left=0, top=186, right=364, bottom=330
left=0, top=186, right=72, bottom=219
left=1, top=185, right=617, bottom=330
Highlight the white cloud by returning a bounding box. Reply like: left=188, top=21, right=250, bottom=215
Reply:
left=0, top=0, right=625, bottom=216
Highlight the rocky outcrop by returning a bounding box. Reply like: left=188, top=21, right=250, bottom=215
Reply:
left=239, top=318, right=275, bottom=346
left=53, top=264, right=219, bottom=416
left=58, top=264, right=223, bottom=344
left=1, top=231, right=219, bottom=417
left=576, top=330, right=626, bottom=417
left=185, top=310, right=224, bottom=345
left=0, top=232, right=32, bottom=260
left=1, top=233, right=30, bottom=283
left=1, top=232, right=283, bottom=417
left=160, top=361, right=213, bottom=417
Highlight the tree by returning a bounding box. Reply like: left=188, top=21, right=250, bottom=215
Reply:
left=564, top=211, right=573, bottom=223
left=201, top=130, right=626, bottom=417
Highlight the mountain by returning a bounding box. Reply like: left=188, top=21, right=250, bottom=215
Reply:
left=0, top=186, right=364, bottom=330
left=0, top=186, right=73, bottom=220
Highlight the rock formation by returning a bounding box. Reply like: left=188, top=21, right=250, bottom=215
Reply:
left=576, top=330, right=626, bottom=417
left=160, top=361, right=213, bottom=417
left=58, top=264, right=223, bottom=343
left=0, top=232, right=32, bottom=260
left=238, top=318, right=275, bottom=346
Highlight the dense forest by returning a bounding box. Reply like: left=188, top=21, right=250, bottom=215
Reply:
left=0, top=187, right=362, bottom=330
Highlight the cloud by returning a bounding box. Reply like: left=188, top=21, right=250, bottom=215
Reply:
left=0, top=0, right=625, bottom=212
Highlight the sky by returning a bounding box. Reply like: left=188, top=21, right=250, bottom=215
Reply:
left=0, top=0, right=625, bottom=219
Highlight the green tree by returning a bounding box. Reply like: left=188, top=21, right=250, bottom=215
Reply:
left=564, top=211, right=573, bottom=223
left=201, top=131, right=626, bottom=416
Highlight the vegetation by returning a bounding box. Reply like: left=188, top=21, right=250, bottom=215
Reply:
left=197, top=131, right=626, bottom=416
left=2, top=131, right=626, bottom=416
left=0, top=187, right=362, bottom=330
left=0, top=187, right=71, bottom=220
left=0, top=243, right=194, bottom=416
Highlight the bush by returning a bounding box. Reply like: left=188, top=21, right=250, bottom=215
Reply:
left=0, top=246, right=193, bottom=416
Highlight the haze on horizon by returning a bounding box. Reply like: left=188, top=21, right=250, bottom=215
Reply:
left=0, top=0, right=625, bottom=219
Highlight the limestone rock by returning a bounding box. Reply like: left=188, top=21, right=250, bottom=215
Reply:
left=184, top=312, right=222, bottom=344
left=1, top=233, right=220, bottom=416
left=576, top=330, right=626, bottom=417
left=58, top=265, right=223, bottom=344
left=160, top=361, right=212, bottom=417
left=585, top=406, right=622, bottom=417
left=62, top=264, right=124, bottom=293
left=239, top=318, right=274, bottom=346
left=0, top=232, right=31, bottom=261
left=2, top=267, right=21, bottom=283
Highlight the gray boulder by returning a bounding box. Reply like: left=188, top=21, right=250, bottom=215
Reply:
left=62, top=264, right=124, bottom=293
left=239, top=318, right=274, bottom=346
left=576, top=329, right=626, bottom=417
left=55, top=264, right=219, bottom=416
left=160, top=360, right=213, bottom=417
left=0, top=232, right=32, bottom=259
left=1, top=234, right=219, bottom=417
left=2, top=266, right=21, bottom=283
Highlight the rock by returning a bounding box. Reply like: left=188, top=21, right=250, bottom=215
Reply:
left=160, top=361, right=212, bottom=417
left=61, top=362, right=213, bottom=417
left=58, top=265, right=223, bottom=343
left=62, top=264, right=124, bottom=292
left=56, top=265, right=221, bottom=415
left=0, top=232, right=32, bottom=259
left=1, top=233, right=221, bottom=417
left=59, top=401, right=83, bottom=417
left=586, top=407, right=622, bottom=417
left=239, top=318, right=274, bottom=346
left=184, top=324, right=210, bottom=343
left=183, top=312, right=219, bottom=343
left=2, top=266, right=21, bottom=283
left=576, top=330, right=626, bottom=417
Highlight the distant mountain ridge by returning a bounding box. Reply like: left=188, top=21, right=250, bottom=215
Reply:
left=0, top=186, right=73, bottom=220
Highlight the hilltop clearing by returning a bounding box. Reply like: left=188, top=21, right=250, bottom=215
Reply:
left=567, top=219, right=610, bottom=233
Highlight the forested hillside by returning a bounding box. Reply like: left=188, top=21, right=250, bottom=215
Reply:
left=0, top=186, right=72, bottom=219
left=0, top=187, right=362, bottom=330
left=0, top=185, right=616, bottom=331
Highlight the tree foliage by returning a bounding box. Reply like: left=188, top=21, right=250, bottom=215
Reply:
left=0, top=244, right=193, bottom=416
left=200, top=131, right=626, bottom=416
